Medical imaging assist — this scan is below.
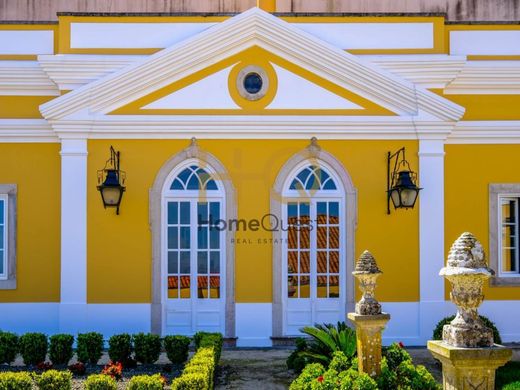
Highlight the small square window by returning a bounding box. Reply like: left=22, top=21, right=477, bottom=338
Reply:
left=489, top=184, right=520, bottom=286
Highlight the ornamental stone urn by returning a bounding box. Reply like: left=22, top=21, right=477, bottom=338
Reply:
left=348, top=250, right=390, bottom=378
left=427, top=232, right=512, bottom=390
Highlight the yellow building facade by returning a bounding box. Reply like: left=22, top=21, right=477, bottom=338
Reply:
left=0, top=7, right=519, bottom=346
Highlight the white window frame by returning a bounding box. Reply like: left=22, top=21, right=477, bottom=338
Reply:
left=0, top=184, right=16, bottom=289
left=489, top=184, right=520, bottom=286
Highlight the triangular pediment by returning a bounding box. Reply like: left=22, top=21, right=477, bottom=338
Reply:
left=40, top=8, right=464, bottom=123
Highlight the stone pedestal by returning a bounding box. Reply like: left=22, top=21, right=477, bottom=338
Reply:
left=428, top=340, right=511, bottom=390
left=347, top=312, right=390, bottom=377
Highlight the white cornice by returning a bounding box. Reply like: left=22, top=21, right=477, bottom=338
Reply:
left=447, top=121, right=520, bottom=144
left=445, top=61, right=520, bottom=95
left=39, top=8, right=464, bottom=122
left=0, top=119, right=58, bottom=142
left=0, top=61, right=59, bottom=96
left=38, top=54, right=145, bottom=91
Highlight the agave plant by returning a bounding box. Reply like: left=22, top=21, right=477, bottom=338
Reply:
left=298, top=321, right=357, bottom=366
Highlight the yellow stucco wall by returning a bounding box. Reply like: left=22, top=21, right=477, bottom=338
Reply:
left=445, top=144, right=520, bottom=300
left=0, top=143, right=61, bottom=302
left=87, top=139, right=419, bottom=304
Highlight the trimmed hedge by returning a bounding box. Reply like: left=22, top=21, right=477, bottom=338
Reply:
left=172, top=347, right=215, bottom=390
left=108, top=334, right=133, bottom=365
left=195, top=332, right=223, bottom=363
left=127, top=374, right=165, bottom=390
left=0, top=372, right=32, bottom=390
left=164, top=335, right=190, bottom=364
left=77, top=332, right=104, bottom=365
left=19, top=333, right=48, bottom=366
left=85, top=374, right=117, bottom=390
left=35, top=370, right=72, bottom=390
left=49, top=334, right=74, bottom=366
left=0, top=331, right=19, bottom=365
left=133, top=333, right=161, bottom=365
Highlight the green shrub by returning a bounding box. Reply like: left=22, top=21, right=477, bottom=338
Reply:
left=503, top=382, right=520, bottom=390
left=196, top=332, right=223, bottom=363
left=35, top=370, right=72, bottom=390
left=164, top=335, right=190, bottom=364
left=171, top=347, right=215, bottom=390
left=19, top=333, right=48, bottom=366
left=0, top=331, right=19, bottom=365
left=352, top=373, right=378, bottom=390
left=287, top=337, right=308, bottom=373
left=329, top=351, right=350, bottom=372
left=497, top=362, right=520, bottom=389
left=128, top=374, right=165, bottom=390
left=289, top=362, right=325, bottom=390
left=0, top=372, right=33, bottom=390
left=432, top=314, right=502, bottom=344
left=49, top=334, right=74, bottom=365
left=84, top=374, right=117, bottom=390
left=133, top=333, right=161, bottom=365
left=382, top=342, right=411, bottom=371
left=299, top=322, right=356, bottom=367
left=108, top=333, right=132, bottom=364
left=77, top=332, right=104, bottom=365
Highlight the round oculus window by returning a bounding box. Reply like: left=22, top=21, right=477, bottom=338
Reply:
left=236, top=65, right=269, bottom=101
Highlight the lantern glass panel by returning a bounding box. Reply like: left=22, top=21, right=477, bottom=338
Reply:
left=101, top=187, right=122, bottom=206
left=390, top=189, right=401, bottom=208
left=401, top=188, right=418, bottom=208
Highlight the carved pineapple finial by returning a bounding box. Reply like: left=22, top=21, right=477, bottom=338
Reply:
left=353, top=250, right=382, bottom=315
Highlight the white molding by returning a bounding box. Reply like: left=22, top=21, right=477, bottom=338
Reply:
left=447, top=121, right=520, bottom=144
left=0, top=61, right=59, bottom=96
left=445, top=61, right=520, bottom=95
left=0, top=30, right=54, bottom=56
left=38, top=54, right=144, bottom=91
left=0, top=119, right=58, bottom=143
left=39, top=8, right=464, bottom=122
left=60, top=139, right=87, bottom=306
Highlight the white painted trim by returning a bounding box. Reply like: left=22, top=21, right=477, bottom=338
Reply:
left=0, top=119, right=58, bottom=143
left=0, top=61, right=59, bottom=96
left=60, top=139, right=87, bottom=304
left=448, top=121, right=520, bottom=144
left=450, top=30, right=520, bottom=56
left=0, top=194, right=8, bottom=280
left=40, top=8, right=464, bottom=122
left=235, top=303, right=273, bottom=347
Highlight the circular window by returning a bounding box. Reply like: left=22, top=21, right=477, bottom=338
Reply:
left=236, top=65, right=269, bottom=101
left=243, top=72, right=263, bottom=94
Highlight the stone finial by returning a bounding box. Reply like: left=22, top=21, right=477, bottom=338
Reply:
left=307, top=137, right=321, bottom=155
left=440, top=232, right=495, bottom=347
left=353, top=250, right=382, bottom=315
left=185, top=137, right=200, bottom=158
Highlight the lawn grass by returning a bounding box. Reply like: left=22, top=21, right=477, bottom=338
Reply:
left=497, top=361, right=520, bottom=389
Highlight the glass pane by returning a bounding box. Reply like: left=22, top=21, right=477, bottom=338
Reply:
left=317, top=202, right=327, bottom=220
left=180, top=227, right=190, bottom=249
left=300, top=251, right=310, bottom=274
left=287, top=251, right=298, bottom=274
left=167, top=227, right=178, bottom=249
left=209, top=202, right=220, bottom=223
left=0, top=251, right=3, bottom=274
left=297, top=167, right=311, bottom=184
left=503, top=248, right=516, bottom=272
left=197, top=202, right=208, bottom=224
left=197, top=276, right=207, bottom=298
left=206, top=180, right=218, bottom=190
left=171, top=178, right=183, bottom=190
left=167, top=202, right=178, bottom=224
left=299, top=276, right=310, bottom=298
left=329, top=202, right=339, bottom=222
left=197, top=252, right=208, bottom=274
left=502, top=200, right=516, bottom=224
left=317, top=226, right=327, bottom=249
left=502, top=225, right=516, bottom=249
left=288, top=203, right=297, bottom=218
left=323, top=179, right=337, bottom=190
left=180, top=202, right=190, bottom=224
left=0, top=200, right=4, bottom=222
left=210, top=227, right=220, bottom=249
left=168, top=252, right=178, bottom=274
left=306, top=173, right=317, bottom=190
left=299, top=227, right=310, bottom=249
left=329, top=251, right=339, bottom=273
left=299, top=203, right=310, bottom=224
left=288, top=276, right=297, bottom=298
left=198, top=227, right=208, bottom=249
left=317, top=251, right=327, bottom=273
left=0, top=226, right=3, bottom=249
left=289, top=179, right=303, bottom=190
left=329, top=275, right=339, bottom=298
left=287, top=226, right=297, bottom=249
left=180, top=251, right=190, bottom=273
left=167, top=276, right=178, bottom=298
left=329, top=226, right=339, bottom=249
left=177, top=168, right=191, bottom=185
left=210, top=252, right=220, bottom=274
left=209, top=276, right=220, bottom=298
left=317, top=275, right=327, bottom=298
left=187, top=174, right=200, bottom=190
left=180, top=276, right=190, bottom=298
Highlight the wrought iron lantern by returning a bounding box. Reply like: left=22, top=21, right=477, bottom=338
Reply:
left=387, top=147, right=422, bottom=214
left=97, top=146, right=126, bottom=215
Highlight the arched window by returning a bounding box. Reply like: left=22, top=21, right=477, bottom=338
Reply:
left=170, top=165, right=218, bottom=191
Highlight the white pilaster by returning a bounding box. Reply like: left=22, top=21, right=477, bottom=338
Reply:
left=59, top=139, right=88, bottom=333
left=418, top=139, right=447, bottom=341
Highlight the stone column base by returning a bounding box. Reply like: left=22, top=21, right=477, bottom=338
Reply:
left=427, top=340, right=512, bottom=390
left=347, top=312, right=390, bottom=377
